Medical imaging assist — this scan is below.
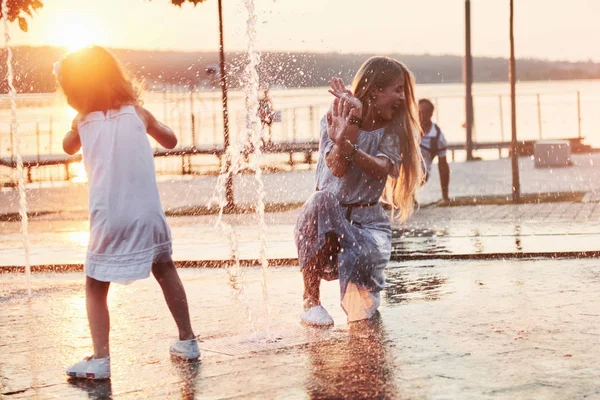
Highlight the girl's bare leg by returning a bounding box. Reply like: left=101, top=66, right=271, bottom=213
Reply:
left=152, top=261, right=195, bottom=340
left=303, top=265, right=321, bottom=310
left=86, top=277, right=111, bottom=358
left=302, top=232, right=340, bottom=309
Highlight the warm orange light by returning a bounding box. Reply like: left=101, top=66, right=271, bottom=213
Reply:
left=68, top=231, right=89, bottom=247
left=47, top=14, right=102, bottom=52
left=70, top=161, right=88, bottom=183
left=65, top=105, right=78, bottom=121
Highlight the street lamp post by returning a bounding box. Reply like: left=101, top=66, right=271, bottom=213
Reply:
left=217, top=0, right=234, bottom=210
left=509, top=0, right=520, bottom=202
left=464, top=0, right=475, bottom=161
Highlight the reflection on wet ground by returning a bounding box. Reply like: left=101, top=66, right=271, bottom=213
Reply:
left=306, top=313, right=398, bottom=400
left=5, top=199, right=600, bottom=268
left=2, top=205, right=600, bottom=275
left=385, top=265, right=449, bottom=304
left=3, top=259, right=600, bottom=398
left=67, top=379, right=114, bottom=400
left=392, top=224, right=600, bottom=257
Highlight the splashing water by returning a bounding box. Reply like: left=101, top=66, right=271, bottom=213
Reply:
left=243, top=0, right=271, bottom=337
left=209, top=38, right=258, bottom=336
left=209, top=0, right=271, bottom=339
left=210, top=123, right=258, bottom=335
left=2, top=0, right=31, bottom=298
left=222, top=222, right=258, bottom=335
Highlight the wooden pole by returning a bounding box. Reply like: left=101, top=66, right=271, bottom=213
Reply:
left=509, top=0, right=521, bottom=203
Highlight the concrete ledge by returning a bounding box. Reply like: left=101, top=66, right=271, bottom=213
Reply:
left=4, top=250, right=600, bottom=274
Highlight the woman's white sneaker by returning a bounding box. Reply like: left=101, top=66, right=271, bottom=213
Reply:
left=301, top=305, right=334, bottom=327
left=66, top=356, right=111, bottom=380
left=170, top=338, right=201, bottom=360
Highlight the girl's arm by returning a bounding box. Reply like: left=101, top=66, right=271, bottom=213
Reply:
left=331, top=138, right=393, bottom=180
left=325, top=102, right=393, bottom=179
left=63, top=116, right=82, bottom=155
left=325, top=95, right=361, bottom=177
left=323, top=93, right=393, bottom=179
left=135, top=106, right=178, bottom=149
left=325, top=120, right=359, bottom=177
left=325, top=78, right=364, bottom=177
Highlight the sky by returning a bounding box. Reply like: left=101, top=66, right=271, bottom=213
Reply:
left=5, top=0, right=600, bottom=62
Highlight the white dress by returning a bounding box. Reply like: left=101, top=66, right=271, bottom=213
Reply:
left=78, top=105, right=172, bottom=283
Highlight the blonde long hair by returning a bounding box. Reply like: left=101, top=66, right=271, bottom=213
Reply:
left=352, top=56, right=424, bottom=222
left=55, top=46, right=141, bottom=115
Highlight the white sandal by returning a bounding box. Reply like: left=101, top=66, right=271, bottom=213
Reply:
left=66, top=356, right=111, bottom=380
left=301, top=305, right=334, bottom=327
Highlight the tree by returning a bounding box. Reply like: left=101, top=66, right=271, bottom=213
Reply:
left=163, top=0, right=234, bottom=210
left=0, top=0, right=43, bottom=32
left=169, top=0, right=206, bottom=4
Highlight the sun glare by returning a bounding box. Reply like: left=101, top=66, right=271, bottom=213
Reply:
left=48, top=14, right=103, bottom=52
left=68, top=231, right=89, bottom=247
left=65, top=105, right=78, bottom=121
left=70, top=161, right=88, bottom=183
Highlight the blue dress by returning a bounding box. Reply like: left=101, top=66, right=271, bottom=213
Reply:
left=294, top=116, right=402, bottom=321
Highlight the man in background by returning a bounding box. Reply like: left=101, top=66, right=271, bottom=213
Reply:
left=258, top=88, right=275, bottom=144
left=419, top=98, right=450, bottom=202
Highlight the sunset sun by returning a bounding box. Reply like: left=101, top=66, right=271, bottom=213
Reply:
left=47, top=13, right=104, bottom=51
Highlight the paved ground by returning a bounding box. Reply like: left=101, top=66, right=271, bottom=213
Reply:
left=2, top=154, right=600, bottom=267
left=3, top=199, right=600, bottom=267
left=2, top=153, right=600, bottom=216
left=3, top=154, right=600, bottom=398
left=2, top=260, right=600, bottom=399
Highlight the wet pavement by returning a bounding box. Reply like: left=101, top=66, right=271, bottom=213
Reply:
left=2, top=198, right=600, bottom=267
left=396, top=200, right=600, bottom=258
left=3, top=155, right=600, bottom=398
left=2, top=260, right=600, bottom=399
left=3, top=153, right=600, bottom=216
left=2, top=154, right=600, bottom=267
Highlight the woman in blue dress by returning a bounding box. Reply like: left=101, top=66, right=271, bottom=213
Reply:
left=295, top=56, right=424, bottom=326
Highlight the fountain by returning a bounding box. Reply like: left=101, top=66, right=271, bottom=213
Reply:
left=205, top=0, right=271, bottom=337
left=242, top=0, right=271, bottom=337
left=2, top=0, right=31, bottom=298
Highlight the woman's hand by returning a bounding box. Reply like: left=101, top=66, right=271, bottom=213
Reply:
left=326, top=96, right=358, bottom=146
left=328, top=77, right=362, bottom=118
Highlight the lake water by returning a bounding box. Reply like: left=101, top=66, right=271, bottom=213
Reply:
left=1, top=79, right=599, bottom=180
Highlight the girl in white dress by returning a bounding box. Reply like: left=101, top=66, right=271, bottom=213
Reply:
left=55, top=46, right=199, bottom=380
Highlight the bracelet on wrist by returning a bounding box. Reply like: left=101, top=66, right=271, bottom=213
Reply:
left=342, top=142, right=359, bottom=163
left=348, top=115, right=363, bottom=127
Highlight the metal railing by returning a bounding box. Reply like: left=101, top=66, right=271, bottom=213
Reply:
left=0, top=88, right=594, bottom=183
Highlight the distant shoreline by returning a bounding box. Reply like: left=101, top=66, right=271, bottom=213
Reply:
left=0, top=46, right=598, bottom=93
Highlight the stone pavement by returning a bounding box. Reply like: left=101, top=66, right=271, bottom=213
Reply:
left=3, top=155, right=600, bottom=399
left=3, top=199, right=600, bottom=268
left=417, top=152, right=600, bottom=205
left=3, top=154, right=600, bottom=267
left=398, top=198, right=600, bottom=258
left=2, top=153, right=600, bottom=216
left=2, top=260, right=600, bottom=399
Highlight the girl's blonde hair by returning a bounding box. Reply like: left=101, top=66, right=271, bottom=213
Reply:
left=352, top=56, right=424, bottom=222
left=55, top=46, right=140, bottom=114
